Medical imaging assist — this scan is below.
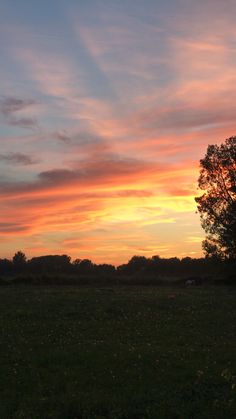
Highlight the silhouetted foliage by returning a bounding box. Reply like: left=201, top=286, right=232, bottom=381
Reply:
left=76, top=259, right=94, bottom=272
left=195, top=136, right=236, bottom=261
left=96, top=264, right=116, bottom=274
left=0, top=258, right=13, bottom=274
left=72, top=258, right=81, bottom=266
left=126, top=255, right=150, bottom=273
left=12, top=251, right=27, bottom=272
left=28, top=255, right=71, bottom=273
left=0, top=250, right=235, bottom=285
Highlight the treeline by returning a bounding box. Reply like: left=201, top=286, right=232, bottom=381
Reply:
left=0, top=251, right=235, bottom=286
left=0, top=252, right=115, bottom=275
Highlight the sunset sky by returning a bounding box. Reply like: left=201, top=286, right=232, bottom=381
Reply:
left=1, top=0, right=236, bottom=264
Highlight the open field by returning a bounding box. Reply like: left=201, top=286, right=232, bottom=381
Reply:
left=0, top=285, right=236, bottom=419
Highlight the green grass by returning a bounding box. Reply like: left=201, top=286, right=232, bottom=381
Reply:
left=0, top=285, right=236, bottom=418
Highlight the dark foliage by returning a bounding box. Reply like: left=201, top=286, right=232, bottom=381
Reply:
left=0, top=258, right=13, bottom=274
left=28, top=254, right=71, bottom=273
left=0, top=250, right=235, bottom=285
left=12, top=251, right=27, bottom=272
left=195, top=136, right=236, bottom=261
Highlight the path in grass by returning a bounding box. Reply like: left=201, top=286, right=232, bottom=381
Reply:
left=0, top=286, right=236, bottom=418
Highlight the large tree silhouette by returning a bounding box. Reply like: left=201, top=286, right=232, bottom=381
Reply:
left=195, top=136, right=236, bottom=260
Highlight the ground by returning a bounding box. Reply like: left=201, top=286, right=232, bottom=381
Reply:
left=0, top=285, right=236, bottom=418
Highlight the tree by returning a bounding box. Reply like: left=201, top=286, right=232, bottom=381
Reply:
left=28, top=255, right=71, bottom=273
left=12, top=251, right=27, bottom=271
left=78, top=259, right=94, bottom=272
left=195, top=136, right=236, bottom=260
left=126, top=256, right=149, bottom=273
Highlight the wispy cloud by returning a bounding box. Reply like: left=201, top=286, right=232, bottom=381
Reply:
left=54, top=130, right=72, bottom=144
left=0, top=96, right=39, bottom=129
left=8, top=117, right=38, bottom=129
left=0, top=97, right=36, bottom=116
left=0, top=152, right=39, bottom=165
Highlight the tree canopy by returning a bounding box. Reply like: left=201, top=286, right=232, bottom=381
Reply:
left=12, top=251, right=27, bottom=269
left=195, top=136, right=236, bottom=260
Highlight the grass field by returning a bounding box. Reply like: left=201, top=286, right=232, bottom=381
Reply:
left=0, top=285, right=236, bottom=419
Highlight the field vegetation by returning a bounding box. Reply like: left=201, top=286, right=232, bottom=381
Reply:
left=0, top=285, right=236, bottom=418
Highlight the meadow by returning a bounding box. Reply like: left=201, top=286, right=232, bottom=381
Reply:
left=0, top=285, right=236, bottom=419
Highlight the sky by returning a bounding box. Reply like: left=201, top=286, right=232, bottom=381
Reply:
left=0, top=0, right=236, bottom=265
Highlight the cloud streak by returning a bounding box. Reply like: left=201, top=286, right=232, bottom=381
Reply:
left=0, top=152, right=39, bottom=165
left=0, top=96, right=39, bottom=129
left=0, top=97, right=36, bottom=116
